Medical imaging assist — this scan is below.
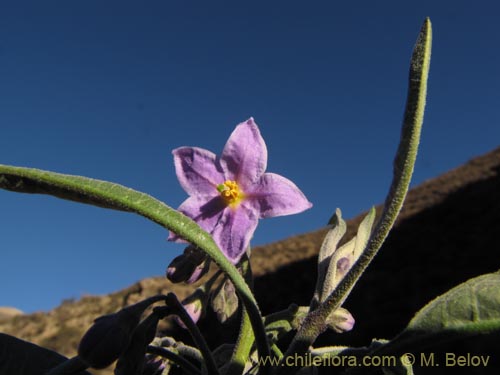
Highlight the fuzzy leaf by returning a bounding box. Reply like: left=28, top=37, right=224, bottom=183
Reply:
left=319, top=209, right=346, bottom=265
left=370, top=272, right=500, bottom=358
left=0, top=165, right=208, bottom=243
left=407, top=271, right=500, bottom=334
left=311, top=209, right=346, bottom=309
left=352, top=207, right=376, bottom=258
left=212, top=278, right=239, bottom=323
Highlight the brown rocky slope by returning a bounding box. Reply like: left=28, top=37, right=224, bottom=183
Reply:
left=1, top=146, right=499, bottom=372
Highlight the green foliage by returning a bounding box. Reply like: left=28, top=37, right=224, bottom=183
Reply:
left=359, top=271, right=500, bottom=366
left=0, top=165, right=212, bottom=245
left=407, top=271, right=500, bottom=333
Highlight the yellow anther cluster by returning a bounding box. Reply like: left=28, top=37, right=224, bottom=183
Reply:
left=218, top=180, right=243, bottom=206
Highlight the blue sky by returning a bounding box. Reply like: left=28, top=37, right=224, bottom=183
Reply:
left=1, top=1, right=499, bottom=313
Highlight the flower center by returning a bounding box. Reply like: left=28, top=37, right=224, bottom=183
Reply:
left=217, top=180, right=244, bottom=207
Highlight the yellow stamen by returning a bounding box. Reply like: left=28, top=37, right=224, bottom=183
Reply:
left=217, top=180, right=244, bottom=207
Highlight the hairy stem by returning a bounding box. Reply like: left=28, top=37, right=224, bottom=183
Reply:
left=227, top=253, right=255, bottom=375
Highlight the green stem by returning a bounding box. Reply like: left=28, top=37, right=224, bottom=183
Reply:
left=226, top=254, right=256, bottom=375
left=226, top=309, right=254, bottom=375
left=278, top=18, right=432, bottom=374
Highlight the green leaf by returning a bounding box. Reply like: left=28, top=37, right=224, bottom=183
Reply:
left=319, top=209, right=347, bottom=265
left=371, top=272, right=500, bottom=357
left=0, top=164, right=206, bottom=240
left=311, top=209, right=347, bottom=309
left=0, top=164, right=271, bottom=369
left=407, top=271, right=500, bottom=334
left=353, top=207, right=376, bottom=258
left=313, top=272, right=500, bottom=372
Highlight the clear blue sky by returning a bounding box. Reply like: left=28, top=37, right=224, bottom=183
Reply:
left=1, top=1, right=499, bottom=313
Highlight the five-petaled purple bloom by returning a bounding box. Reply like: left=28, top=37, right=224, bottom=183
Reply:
left=169, top=118, right=312, bottom=264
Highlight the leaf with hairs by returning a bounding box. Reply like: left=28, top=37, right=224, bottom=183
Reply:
left=371, top=272, right=500, bottom=357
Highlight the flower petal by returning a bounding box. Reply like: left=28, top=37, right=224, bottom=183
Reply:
left=173, top=147, right=224, bottom=197
left=246, top=173, right=312, bottom=218
left=168, top=195, right=225, bottom=242
left=220, top=118, right=267, bottom=189
left=211, top=205, right=259, bottom=264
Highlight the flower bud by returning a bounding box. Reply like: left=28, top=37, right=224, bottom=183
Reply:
left=326, top=307, right=355, bottom=333
left=166, top=245, right=210, bottom=284
left=317, top=208, right=376, bottom=307
left=78, top=296, right=164, bottom=369
left=77, top=313, right=131, bottom=369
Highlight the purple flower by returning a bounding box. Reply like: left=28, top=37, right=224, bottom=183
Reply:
left=169, top=118, right=312, bottom=264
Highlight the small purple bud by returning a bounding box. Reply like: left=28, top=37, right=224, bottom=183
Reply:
left=326, top=307, right=355, bottom=333
left=166, top=245, right=210, bottom=284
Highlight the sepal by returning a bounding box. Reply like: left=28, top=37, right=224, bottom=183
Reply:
left=211, top=278, right=239, bottom=323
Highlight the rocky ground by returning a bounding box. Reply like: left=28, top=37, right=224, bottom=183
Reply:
left=1, top=146, right=499, bottom=374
